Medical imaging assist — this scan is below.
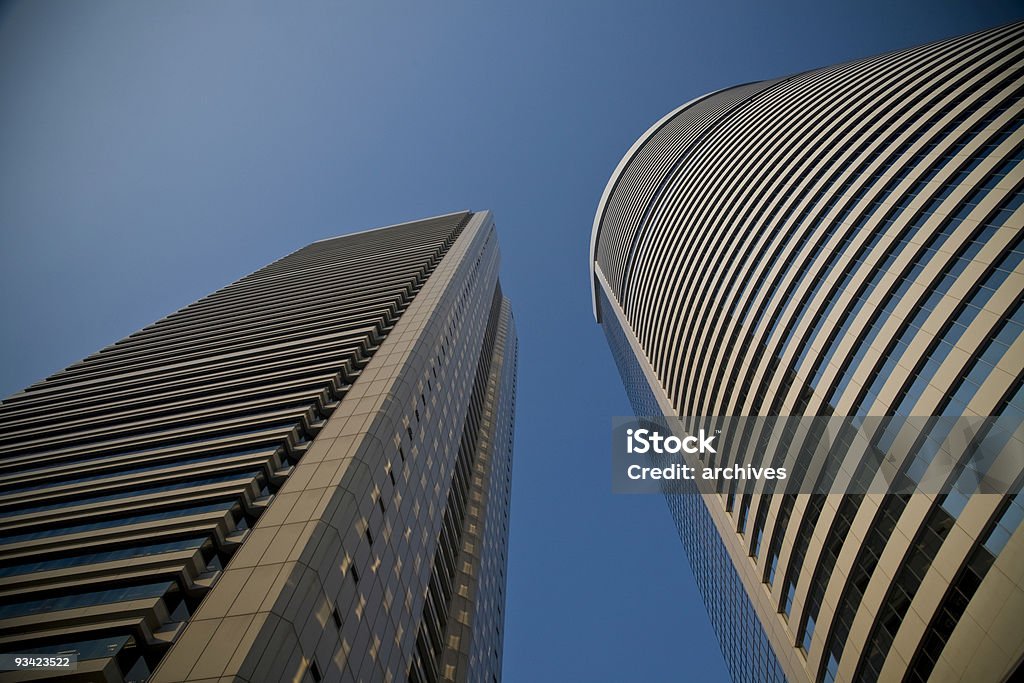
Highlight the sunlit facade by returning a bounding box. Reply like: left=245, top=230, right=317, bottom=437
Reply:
left=593, top=22, right=1024, bottom=683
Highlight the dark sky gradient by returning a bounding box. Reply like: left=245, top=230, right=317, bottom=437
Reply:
left=1, top=2, right=1020, bottom=681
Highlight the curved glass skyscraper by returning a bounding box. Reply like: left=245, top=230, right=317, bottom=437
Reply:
left=592, top=22, right=1024, bottom=683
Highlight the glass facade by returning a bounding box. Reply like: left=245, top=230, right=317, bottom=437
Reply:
left=599, top=287, right=786, bottom=683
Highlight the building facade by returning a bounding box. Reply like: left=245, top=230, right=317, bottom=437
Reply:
left=592, top=22, right=1024, bottom=683
left=0, top=211, right=517, bottom=683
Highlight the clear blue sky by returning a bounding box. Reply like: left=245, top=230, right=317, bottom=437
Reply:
left=1, top=2, right=1020, bottom=681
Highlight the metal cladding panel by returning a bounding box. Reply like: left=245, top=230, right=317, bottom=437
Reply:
left=592, top=78, right=782, bottom=313
left=594, top=22, right=1024, bottom=683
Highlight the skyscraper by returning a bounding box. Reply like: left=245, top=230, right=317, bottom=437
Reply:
left=0, top=211, right=517, bottom=683
left=592, top=22, right=1023, bottom=683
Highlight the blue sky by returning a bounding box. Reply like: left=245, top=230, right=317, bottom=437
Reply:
left=0, top=2, right=1020, bottom=681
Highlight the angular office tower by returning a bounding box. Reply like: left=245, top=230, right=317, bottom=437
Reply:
left=0, top=211, right=517, bottom=683
left=592, top=22, right=1024, bottom=683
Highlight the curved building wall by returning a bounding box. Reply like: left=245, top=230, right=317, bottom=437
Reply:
left=594, top=21, right=1024, bottom=683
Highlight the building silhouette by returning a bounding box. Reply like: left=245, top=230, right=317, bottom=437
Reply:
left=0, top=211, right=517, bottom=683
left=592, top=22, right=1024, bottom=683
